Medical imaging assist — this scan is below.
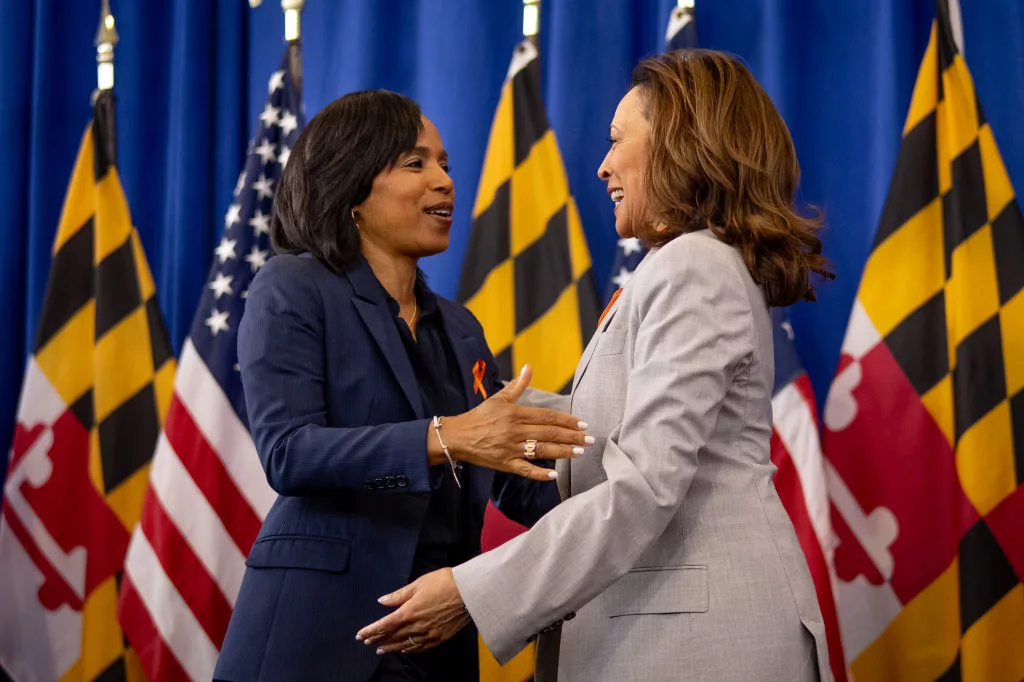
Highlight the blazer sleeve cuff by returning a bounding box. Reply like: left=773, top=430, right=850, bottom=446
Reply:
left=453, top=556, right=527, bottom=664
left=382, top=418, right=433, bottom=493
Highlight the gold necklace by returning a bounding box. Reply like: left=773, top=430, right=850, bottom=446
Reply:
left=407, top=299, right=419, bottom=332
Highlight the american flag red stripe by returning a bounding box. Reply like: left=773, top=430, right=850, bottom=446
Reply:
left=122, top=527, right=220, bottom=679
left=120, top=340, right=275, bottom=679
left=118, top=574, right=192, bottom=682
left=162, top=393, right=262, bottom=554
left=137, top=486, right=234, bottom=646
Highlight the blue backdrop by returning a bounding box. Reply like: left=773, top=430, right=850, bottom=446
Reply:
left=2, top=0, right=1023, bottom=485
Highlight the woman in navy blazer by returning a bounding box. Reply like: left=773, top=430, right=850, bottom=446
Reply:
left=213, top=91, right=591, bottom=682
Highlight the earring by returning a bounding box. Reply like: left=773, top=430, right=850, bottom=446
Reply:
left=351, top=209, right=359, bottom=230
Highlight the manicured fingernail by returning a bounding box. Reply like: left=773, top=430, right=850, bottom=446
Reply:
left=548, top=471, right=558, bottom=479
left=378, top=595, right=390, bottom=604
left=577, top=421, right=588, bottom=429
left=364, top=639, right=373, bottom=646
left=520, top=364, right=529, bottom=377
left=584, top=436, right=595, bottom=445
left=572, top=447, right=584, bottom=456
left=356, top=634, right=363, bottom=641
left=376, top=648, right=386, bottom=655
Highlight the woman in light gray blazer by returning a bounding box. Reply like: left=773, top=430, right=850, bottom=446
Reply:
left=359, top=50, right=835, bottom=681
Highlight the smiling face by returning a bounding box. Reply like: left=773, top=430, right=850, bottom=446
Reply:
left=352, top=116, right=455, bottom=260
left=597, top=87, right=652, bottom=239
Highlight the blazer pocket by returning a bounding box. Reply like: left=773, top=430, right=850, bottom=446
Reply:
left=246, top=534, right=351, bottom=574
left=594, top=330, right=626, bottom=357
left=607, top=565, right=708, bottom=617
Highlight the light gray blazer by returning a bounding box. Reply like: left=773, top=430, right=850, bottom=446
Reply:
left=453, top=230, right=830, bottom=681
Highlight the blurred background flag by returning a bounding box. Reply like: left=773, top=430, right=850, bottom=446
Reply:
left=116, top=14, right=304, bottom=681
left=0, top=5, right=174, bottom=680
left=823, top=1, right=1024, bottom=679
left=456, top=36, right=600, bottom=395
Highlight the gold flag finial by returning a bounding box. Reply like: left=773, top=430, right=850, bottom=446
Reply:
left=282, top=0, right=305, bottom=42
left=95, top=0, right=118, bottom=91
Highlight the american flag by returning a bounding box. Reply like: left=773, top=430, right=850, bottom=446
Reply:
left=602, top=1, right=695, bottom=304
left=117, top=52, right=303, bottom=682
left=768, top=309, right=847, bottom=681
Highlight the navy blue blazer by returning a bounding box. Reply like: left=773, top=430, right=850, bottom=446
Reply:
left=213, top=253, right=557, bottom=682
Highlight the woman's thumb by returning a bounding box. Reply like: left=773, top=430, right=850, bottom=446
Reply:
left=496, top=364, right=532, bottom=403
left=378, top=582, right=415, bottom=606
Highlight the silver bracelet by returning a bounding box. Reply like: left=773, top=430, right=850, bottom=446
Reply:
left=431, top=415, right=461, bottom=488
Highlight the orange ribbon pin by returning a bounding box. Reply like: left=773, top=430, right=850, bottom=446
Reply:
left=472, top=360, right=489, bottom=399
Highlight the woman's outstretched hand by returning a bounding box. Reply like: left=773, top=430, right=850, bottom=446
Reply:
left=356, top=568, right=469, bottom=655
left=430, top=365, right=593, bottom=481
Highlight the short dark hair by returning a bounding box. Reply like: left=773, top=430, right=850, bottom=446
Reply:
left=271, top=90, right=423, bottom=272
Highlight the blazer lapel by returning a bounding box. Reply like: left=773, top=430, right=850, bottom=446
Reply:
left=571, top=248, right=654, bottom=393
left=571, top=299, right=620, bottom=394
left=346, top=258, right=425, bottom=419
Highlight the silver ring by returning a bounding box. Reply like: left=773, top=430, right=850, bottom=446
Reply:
left=407, top=636, right=420, bottom=649
left=524, top=439, right=538, bottom=459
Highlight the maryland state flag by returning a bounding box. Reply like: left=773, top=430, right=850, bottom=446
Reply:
left=0, top=90, right=174, bottom=681
left=823, top=2, right=1024, bottom=680
left=457, top=40, right=600, bottom=394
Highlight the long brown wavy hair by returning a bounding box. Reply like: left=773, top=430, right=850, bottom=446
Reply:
left=631, top=50, right=833, bottom=306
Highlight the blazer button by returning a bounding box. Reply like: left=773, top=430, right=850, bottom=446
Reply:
left=564, top=611, right=576, bottom=621
left=374, top=477, right=385, bottom=490
left=363, top=481, right=376, bottom=491
left=396, top=475, right=409, bottom=487
left=385, top=475, right=397, bottom=488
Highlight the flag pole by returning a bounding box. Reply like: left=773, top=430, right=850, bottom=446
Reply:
left=94, top=0, right=118, bottom=92
left=282, top=0, right=304, bottom=94
left=247, top=0, right=304, bottom=92
left=93, top=0, right=118, bottom=168
left=945, top=0, right=965, bottom=55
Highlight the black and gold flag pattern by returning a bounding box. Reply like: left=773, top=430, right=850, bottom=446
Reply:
left=458, top=40, right=601, bottom=394
left=824, top=2, right=1024, bottom=680
left=462, top=39, right=600, bottom=682
left=21, top=90, right=174, bottom=681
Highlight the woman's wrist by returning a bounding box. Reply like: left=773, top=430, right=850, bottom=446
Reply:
left=426, top=420, right=448, bottom=466
left=430, top=416, right=463, bottom=488
left=436, top=414, right=466, bottom=460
